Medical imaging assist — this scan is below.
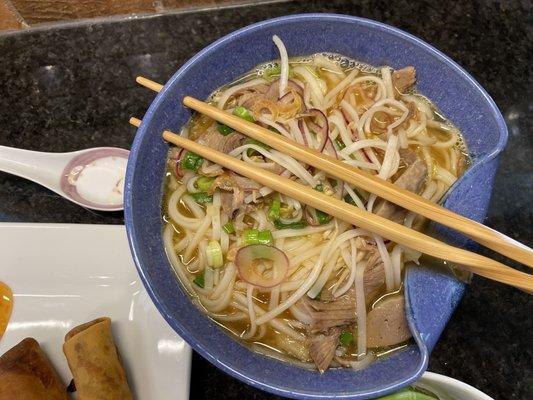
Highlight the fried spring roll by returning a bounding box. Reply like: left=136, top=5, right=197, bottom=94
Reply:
left=63, top=317, right=133, bottom=400
left=0, top=337, right=68, bottom=400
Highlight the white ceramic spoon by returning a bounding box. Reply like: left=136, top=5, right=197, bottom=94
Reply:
left=0, top=146, right=129, bottom=211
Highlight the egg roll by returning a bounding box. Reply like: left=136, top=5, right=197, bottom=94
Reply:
left=63, top=317, right=133, bottom=400
left=0, top=337, right=68, bottom=400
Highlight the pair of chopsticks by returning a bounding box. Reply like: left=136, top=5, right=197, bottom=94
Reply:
left=131, top=77, right=533, bottom=292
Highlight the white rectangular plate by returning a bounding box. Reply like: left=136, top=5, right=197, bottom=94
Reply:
left=0, top=223, right=191, bottom=399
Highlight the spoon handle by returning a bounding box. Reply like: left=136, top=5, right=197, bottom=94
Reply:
left=0, top=146, right=67, bottom=189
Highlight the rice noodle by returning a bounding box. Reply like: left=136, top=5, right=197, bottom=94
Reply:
left=162, top=43, right=469, bottom=371
left=354, top=258, right=367, bottom=357
left=272, top=35, right=289, bottom=98
left=216, top=78, right=267, bottom=109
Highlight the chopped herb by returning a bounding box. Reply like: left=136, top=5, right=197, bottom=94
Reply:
left=263, top=64, right=294, bottom=81
left=316, top=209, right=331, bottom=224
left=315, top=184, right=324, bottom=192
left=181, top=151, right=203, bottom=171
left=196, top=176, right=214, bottom=192
left=193, top=273, right=205, bottom=288
left=243, top=229, right=273, bottom=246
left=274, top=219, right=307, bottom=229
left=190, top=192, right=213, bottom=204
left=217, top=122, right=234, bottom=136
left=257, top=230, right=273, bottom=245
left=233, top=106, right=254, bottom=122
left=340, top=331, right=354, bottom=347
left=268, top=198, right=281, bottom=221
left=344, top=194, right=356, bottom=206
left=335, top=137, right=346, bottom=150
left=223, top=221, right=235, bottom=234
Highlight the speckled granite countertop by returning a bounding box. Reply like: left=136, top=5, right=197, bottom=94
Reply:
left=0, top=1, right=531, bottom=399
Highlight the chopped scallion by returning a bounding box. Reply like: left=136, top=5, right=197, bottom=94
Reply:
left=217, top=122, right=234, bottom=136
left=243, top=229, right=273, bottom=246
left=344, top=194, right=356, bottom=206
left=223, top=221, right=235, bottom=234
left=193, top=273, right=205, bottom=288
left=268, top=198, right=281, bottom=221
left=181, top=151, right=203, bottom=171
left=190, top=192, right=213, bottom=204
left=243, top=229, right=259, bottom=246
left=273, top=219, right=307, bottom=229
left=335, top=137, right=346, bottom=150
left=316, top=209, right=331, bottom=224
left=233, top=106, right=254, bottom=122
left=264, top=64, right=281, bottom=80
left=257, top=230, right=273, bottom=245
left=206, top=240, right=223, bottom=268
left=196, top=176, right=214, bottom=192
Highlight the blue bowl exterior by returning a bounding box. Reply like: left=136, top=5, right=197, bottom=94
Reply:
left=124, top=14, right=507, bottom=399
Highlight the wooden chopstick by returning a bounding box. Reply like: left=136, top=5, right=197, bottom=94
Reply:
left=187, top=96, right=533, bottom=269
left=149, top=125, right=532, bottom=291
left=129, top=115, right=532, bottom=290
left=135, top=76, right=533, bottom=269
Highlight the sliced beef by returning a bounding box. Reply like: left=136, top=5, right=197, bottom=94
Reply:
left=392, top=66, right=416, bottom=95
left=366, top=294, right=412, bottom=348
left=363, top=251, right=387, bottom=300
left=301, top=290, right=355, bottom=371
left=301, top=287, right=356, bottom=332
left=374, top=149, right=427, bottom=224
left=196, top=125, right=245, bottom=154
left=308, top=327, right=341, bottom=373
left=212, top=172, right=261, bottom=215
left=220, top=190, right=244, bottom=215
left=301, top=247, right=388, bottom=371
left=211, top=172, right=261, bottom=193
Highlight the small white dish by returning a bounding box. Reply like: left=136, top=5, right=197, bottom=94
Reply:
left=0, top=146, right=129, bottom=211
left=417, top=371, right=494, bottom=400
left=0, top=223, right=191, bottom=399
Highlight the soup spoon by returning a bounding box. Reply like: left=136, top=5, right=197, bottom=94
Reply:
left=0, top=145, right=129, bottom=211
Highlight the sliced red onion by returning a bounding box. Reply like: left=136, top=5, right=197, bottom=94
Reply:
left=266, top=79, right=304, bottom=101
left=340, top=107, right=351, bottom=123
left=279, top=91, right=296, bottom=104
left=235, top=245, right=289, bottom=288
left=174, top=147, right=186, bottom=177
left=323, top=137, right=337, bottom=158
left=297, top=119, right=310, bottom=146
left=288, top=79, right=304, bottom=95
left=362, top=149, right=373, bottom=163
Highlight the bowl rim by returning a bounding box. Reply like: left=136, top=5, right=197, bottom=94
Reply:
left=419, top=372, right=494, bottom=400
left=125, top=13, right=508, bottom=399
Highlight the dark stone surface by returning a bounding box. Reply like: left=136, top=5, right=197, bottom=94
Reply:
left=0, top=0, right=531, bottom=398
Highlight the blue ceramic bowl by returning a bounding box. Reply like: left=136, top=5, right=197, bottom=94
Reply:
left=125, top=14, right=507, bottom=399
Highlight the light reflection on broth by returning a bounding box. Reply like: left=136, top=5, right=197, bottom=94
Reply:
left=162, top=38, right=469, bottom=372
